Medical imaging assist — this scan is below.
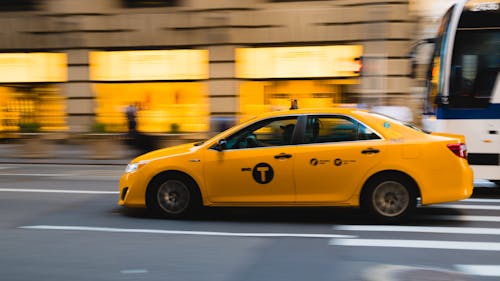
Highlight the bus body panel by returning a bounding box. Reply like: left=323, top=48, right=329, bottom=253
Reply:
left=422, top=0, right=500, bottom=182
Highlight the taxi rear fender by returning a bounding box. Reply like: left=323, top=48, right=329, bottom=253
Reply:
left=359, top=169, right=421, bottom=207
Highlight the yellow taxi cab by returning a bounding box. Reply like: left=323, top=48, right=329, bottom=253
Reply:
left=118, top=104, right=473, bottom=222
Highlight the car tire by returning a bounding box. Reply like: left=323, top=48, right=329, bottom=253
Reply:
left=147, top=173, right=201, bottom=219
left=362, top=175, right=417, bottom=222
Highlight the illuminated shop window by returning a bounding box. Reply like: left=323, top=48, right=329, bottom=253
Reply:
left=236, top=45, right=363, bottom=79
left=239, top=80, right=347, bottom=122
left=93, top=83, right=209, bottom=133
left=0, top=86, right=67, bottom=133
left=0, top=53, right=67, bottom=134
left=236, top=45, right=363, bottom=121
left=90, top=50, right=209, bottom=133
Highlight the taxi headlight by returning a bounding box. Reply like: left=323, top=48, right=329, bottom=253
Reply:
left=125, top=161, right=149, bottom=173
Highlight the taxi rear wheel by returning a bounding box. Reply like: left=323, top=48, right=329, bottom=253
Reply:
left=147, top=173, right=201, bottom=219
left=362, top=175, right=417, bottom=222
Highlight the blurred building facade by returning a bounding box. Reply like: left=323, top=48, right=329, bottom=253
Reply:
left=0, top=0, right=433, bottom=134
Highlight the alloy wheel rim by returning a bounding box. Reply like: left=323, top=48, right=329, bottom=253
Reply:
left=372, top=181, right=409, bottom=217
left=157, top=180, right=190, bottom=215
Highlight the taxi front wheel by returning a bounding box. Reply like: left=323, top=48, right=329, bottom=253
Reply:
left=147, top=173, right=201, bottom=219
left=362, top=175, right=417, bottom=222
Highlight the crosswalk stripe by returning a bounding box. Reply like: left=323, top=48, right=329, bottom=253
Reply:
left=335, top=225, right=500, bottom=235
left=329, top=238, right=500, bottom=251
left=455, top=265, right=500, bottom=277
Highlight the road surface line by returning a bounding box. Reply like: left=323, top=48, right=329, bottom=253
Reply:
left=434, top=204, right=500, bottom=210
left=20, top=225, right=355, bottom=239
left=463, top=198, right=500, bottom=203
left=0, top=173, right=70, bottom=177
left=0, top=188, right=118, bottom=194
left=363, top=265, right=465, bottom=281
left=330, top=238, right=500, bottom=251
left=335, top=225, right=500, bottom=235
left=120, top=269, right=149, bottom=274
left=428, top=215, right=500, bottom=222
left=454, top=265, right=500, bottom=277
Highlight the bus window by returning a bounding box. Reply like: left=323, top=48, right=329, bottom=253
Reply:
left=447, top=7, right=500, bottom=108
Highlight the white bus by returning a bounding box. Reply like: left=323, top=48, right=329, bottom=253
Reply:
left=419, top=0, right=499, bottom=185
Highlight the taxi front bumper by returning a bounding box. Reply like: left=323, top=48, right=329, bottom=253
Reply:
left=118, top=172, right=148, bottom=208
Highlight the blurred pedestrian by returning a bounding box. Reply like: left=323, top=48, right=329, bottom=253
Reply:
left=125, top=102, right=157, bottom=154
left=125, top=103, right=138, bottom=136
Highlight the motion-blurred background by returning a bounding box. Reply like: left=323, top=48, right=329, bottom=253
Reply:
left=0, top=0, right=456, bottom=153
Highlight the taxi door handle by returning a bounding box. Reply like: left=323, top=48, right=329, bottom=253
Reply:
left=361, top=148, right=380, bottom=154
left=274, top=153, right=292, bottom=159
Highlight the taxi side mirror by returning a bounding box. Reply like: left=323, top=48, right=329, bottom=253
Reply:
left=215, top=139, right=227, bottom=151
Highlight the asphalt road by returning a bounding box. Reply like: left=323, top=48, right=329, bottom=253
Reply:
left=1, top=163, right=500, bottom=281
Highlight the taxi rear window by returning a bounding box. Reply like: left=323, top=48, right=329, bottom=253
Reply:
left=369, top=112, right=430, bottom=134
left=304, top=115, right=380, bottom=143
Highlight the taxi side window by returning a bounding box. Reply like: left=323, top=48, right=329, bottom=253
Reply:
left=304, top=116, right=380, bottom=143
left=225, top=117, right=298, bottom=150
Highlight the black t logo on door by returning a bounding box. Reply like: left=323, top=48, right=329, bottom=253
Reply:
left=252, top=163, right=274, bottom=184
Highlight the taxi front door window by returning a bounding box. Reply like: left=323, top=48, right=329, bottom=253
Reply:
left=225, top=117, right=298, bottom=149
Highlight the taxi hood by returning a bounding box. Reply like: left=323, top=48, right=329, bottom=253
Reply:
left=132, top=142, right=201, bottom=163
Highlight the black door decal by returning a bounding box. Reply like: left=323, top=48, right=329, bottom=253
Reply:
left=252, top=163, right=274, bottom=184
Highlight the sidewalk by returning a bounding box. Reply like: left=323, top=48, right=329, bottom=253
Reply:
left=0, top=132, right=209, bottom=166
left=0, top=140, right=138, bottom=166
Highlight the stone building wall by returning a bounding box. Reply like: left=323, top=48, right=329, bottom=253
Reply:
left=0, top=0, right=419, bottom=131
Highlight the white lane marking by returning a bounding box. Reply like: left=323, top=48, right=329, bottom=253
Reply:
left=335, top=225, right=500, bottom=235
left=463, top=198, right=500, bottom=203
left=20, top=225, right=355, bottom=239
left=120, top=269, right=149, bottom=274
left=0, top=188, right=118, bottom=194
left=455, top=265, right=500, bottom=277
left=435, top=204, right=500, bottom=210
left=363, top=265, right=465, bottom=281
left=330, top=239, right=500, bottom=251
left=429, top=215, right=500, bottom=222
left=0, top=173, right=70, bottom=177
left=0, top=173, right=119, bottom=179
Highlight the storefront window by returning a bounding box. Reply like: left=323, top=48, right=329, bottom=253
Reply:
left=0, top=85, right=67, bottom=133
left=236, top=45, right=362, bottom=121
left=90, top=49, right=209, bottom=134
left=0, top=53, right=67, bottom=135
left=239, top=80, right=343, bottom=121
left=93, top=82, right=209, bottom=133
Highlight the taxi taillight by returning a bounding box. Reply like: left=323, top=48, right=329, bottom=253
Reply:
left=447, top=143, right=467, bottom=159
